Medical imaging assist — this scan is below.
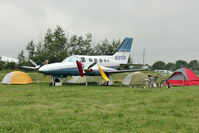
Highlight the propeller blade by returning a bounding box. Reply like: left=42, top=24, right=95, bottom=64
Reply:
left=76, top=60, right=84, bottom=77
left=98, top=64, right=110, bottom=81
left=29, top=59, right=38, bottom=67
left=84, top=62, right=96, bottom=72
left=88, top=62, right=97, bottom=69
left=21, top=66, right=37, bottom=69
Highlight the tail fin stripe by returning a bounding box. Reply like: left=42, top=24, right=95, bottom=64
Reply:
left=118, top=38, right=133, bottom=52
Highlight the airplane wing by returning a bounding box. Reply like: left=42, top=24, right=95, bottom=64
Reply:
left=104, top=68, right=148, bottom=74
left=97, top=65, right=148, bottom=81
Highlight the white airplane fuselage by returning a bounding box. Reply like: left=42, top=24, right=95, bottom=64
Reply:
left=39, top=55, right=119, bottom=77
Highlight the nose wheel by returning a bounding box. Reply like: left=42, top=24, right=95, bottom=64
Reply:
left=50, top=77, right=62, bottom=86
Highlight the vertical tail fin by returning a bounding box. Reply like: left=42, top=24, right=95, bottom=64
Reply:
left=113, top=37, right=133, bottom=64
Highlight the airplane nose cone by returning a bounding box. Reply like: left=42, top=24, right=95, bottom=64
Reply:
left=38, top=66, right=46, bottom=72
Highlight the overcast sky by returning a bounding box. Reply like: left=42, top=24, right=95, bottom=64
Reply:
left=0, top=0, right=198, bottom=64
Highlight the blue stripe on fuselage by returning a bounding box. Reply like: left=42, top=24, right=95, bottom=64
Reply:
left=41, top=68, right=79, bottom=76
left=40, top=66, right=120, bottom=77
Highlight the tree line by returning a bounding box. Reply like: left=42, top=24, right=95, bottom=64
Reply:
left=0, top=25, right=121, bottom=70
left=151, top=60, right=199, bottom=71
left=17, top=25, right=121, bottom=67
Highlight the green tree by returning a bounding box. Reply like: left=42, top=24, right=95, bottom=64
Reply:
left=0, top=61, right=5, bottom=70
left=152, top=61, right=166, bottom=70
left=53, top=26, right=68, bottom=61
left=26, top=40, right=35, bottom=60
left=188, top=60, right=199, bottom=71
left=175, top=60, right=188, bottom=69
left=5, top=62, right=17, bottom=69
left=94, top=39, right=121, bottom=55
left=165, top=62, right=175, bottom=71
left=17, top=50, right=26, bottom=66
left=43, top=26, right=68, bottom=63
left=68, top=33, right=93, bottom=55
left=111, top=39, right=121, bottom=54
left=34, top=42, right=46, bottom=65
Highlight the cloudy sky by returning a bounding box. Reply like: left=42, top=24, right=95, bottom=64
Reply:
left=0, top=0, right=198, bottom=64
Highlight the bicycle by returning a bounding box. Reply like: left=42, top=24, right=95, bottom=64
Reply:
left=142, top=74, right=170, bottom=89
left=142, top=75, right=158, bottom=89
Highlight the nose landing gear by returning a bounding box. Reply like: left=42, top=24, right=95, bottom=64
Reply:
left=50, top=77, right=62, bottom=86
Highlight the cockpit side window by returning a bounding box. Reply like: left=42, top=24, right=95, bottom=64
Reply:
left=81, top=57, right=86, bottom=63
left=62, top=56, right=80, bottom=63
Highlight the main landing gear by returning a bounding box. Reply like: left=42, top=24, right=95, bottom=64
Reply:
left=106, top=74, right=113, bottom=86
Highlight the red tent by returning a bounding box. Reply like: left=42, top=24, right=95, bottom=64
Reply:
left=167, top=68, right=199, bottom=86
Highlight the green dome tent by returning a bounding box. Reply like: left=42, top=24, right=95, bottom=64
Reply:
left=122, top=72, right=146, bottom=86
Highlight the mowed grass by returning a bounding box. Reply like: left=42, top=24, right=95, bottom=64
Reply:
left=0, top=72, right=199, bottom=132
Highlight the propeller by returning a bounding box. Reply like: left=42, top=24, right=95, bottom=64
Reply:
left=21, top=59, right=42, bottom=83
left=76, top=60, right=110, bottom=82
left=21, top=59, right=41, bottom=70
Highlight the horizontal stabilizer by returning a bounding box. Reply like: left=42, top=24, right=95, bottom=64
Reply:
left=120, top=63, right=148, bottom=66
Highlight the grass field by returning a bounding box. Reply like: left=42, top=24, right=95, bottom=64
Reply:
left=0, top=71, right=199, bottom=132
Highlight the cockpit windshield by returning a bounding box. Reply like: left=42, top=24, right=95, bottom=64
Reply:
left=62, top=55, right=80, bottom=63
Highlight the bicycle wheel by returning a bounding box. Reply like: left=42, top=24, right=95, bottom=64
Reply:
left=142, top=80, right=149, bottom=89
left=151, top=80, right=159, bottom=88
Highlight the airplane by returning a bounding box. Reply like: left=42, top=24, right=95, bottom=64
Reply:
left=0, top=56, right=19, bottom=63
left=22, top=37, right=147, bottom=86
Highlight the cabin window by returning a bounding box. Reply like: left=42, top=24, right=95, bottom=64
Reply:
left=62, top=55, right=80, bottom=63
left=94, top=58, right=98, bottom=63
left=99, top=58, right=103, bottom=63
left=81, top=57, right=86, bottom=63
left=107, top=59, right=109, bottom=62
left=104, top=59, right=106, bottom=62
left=89, top=58, right=93, bottom=62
